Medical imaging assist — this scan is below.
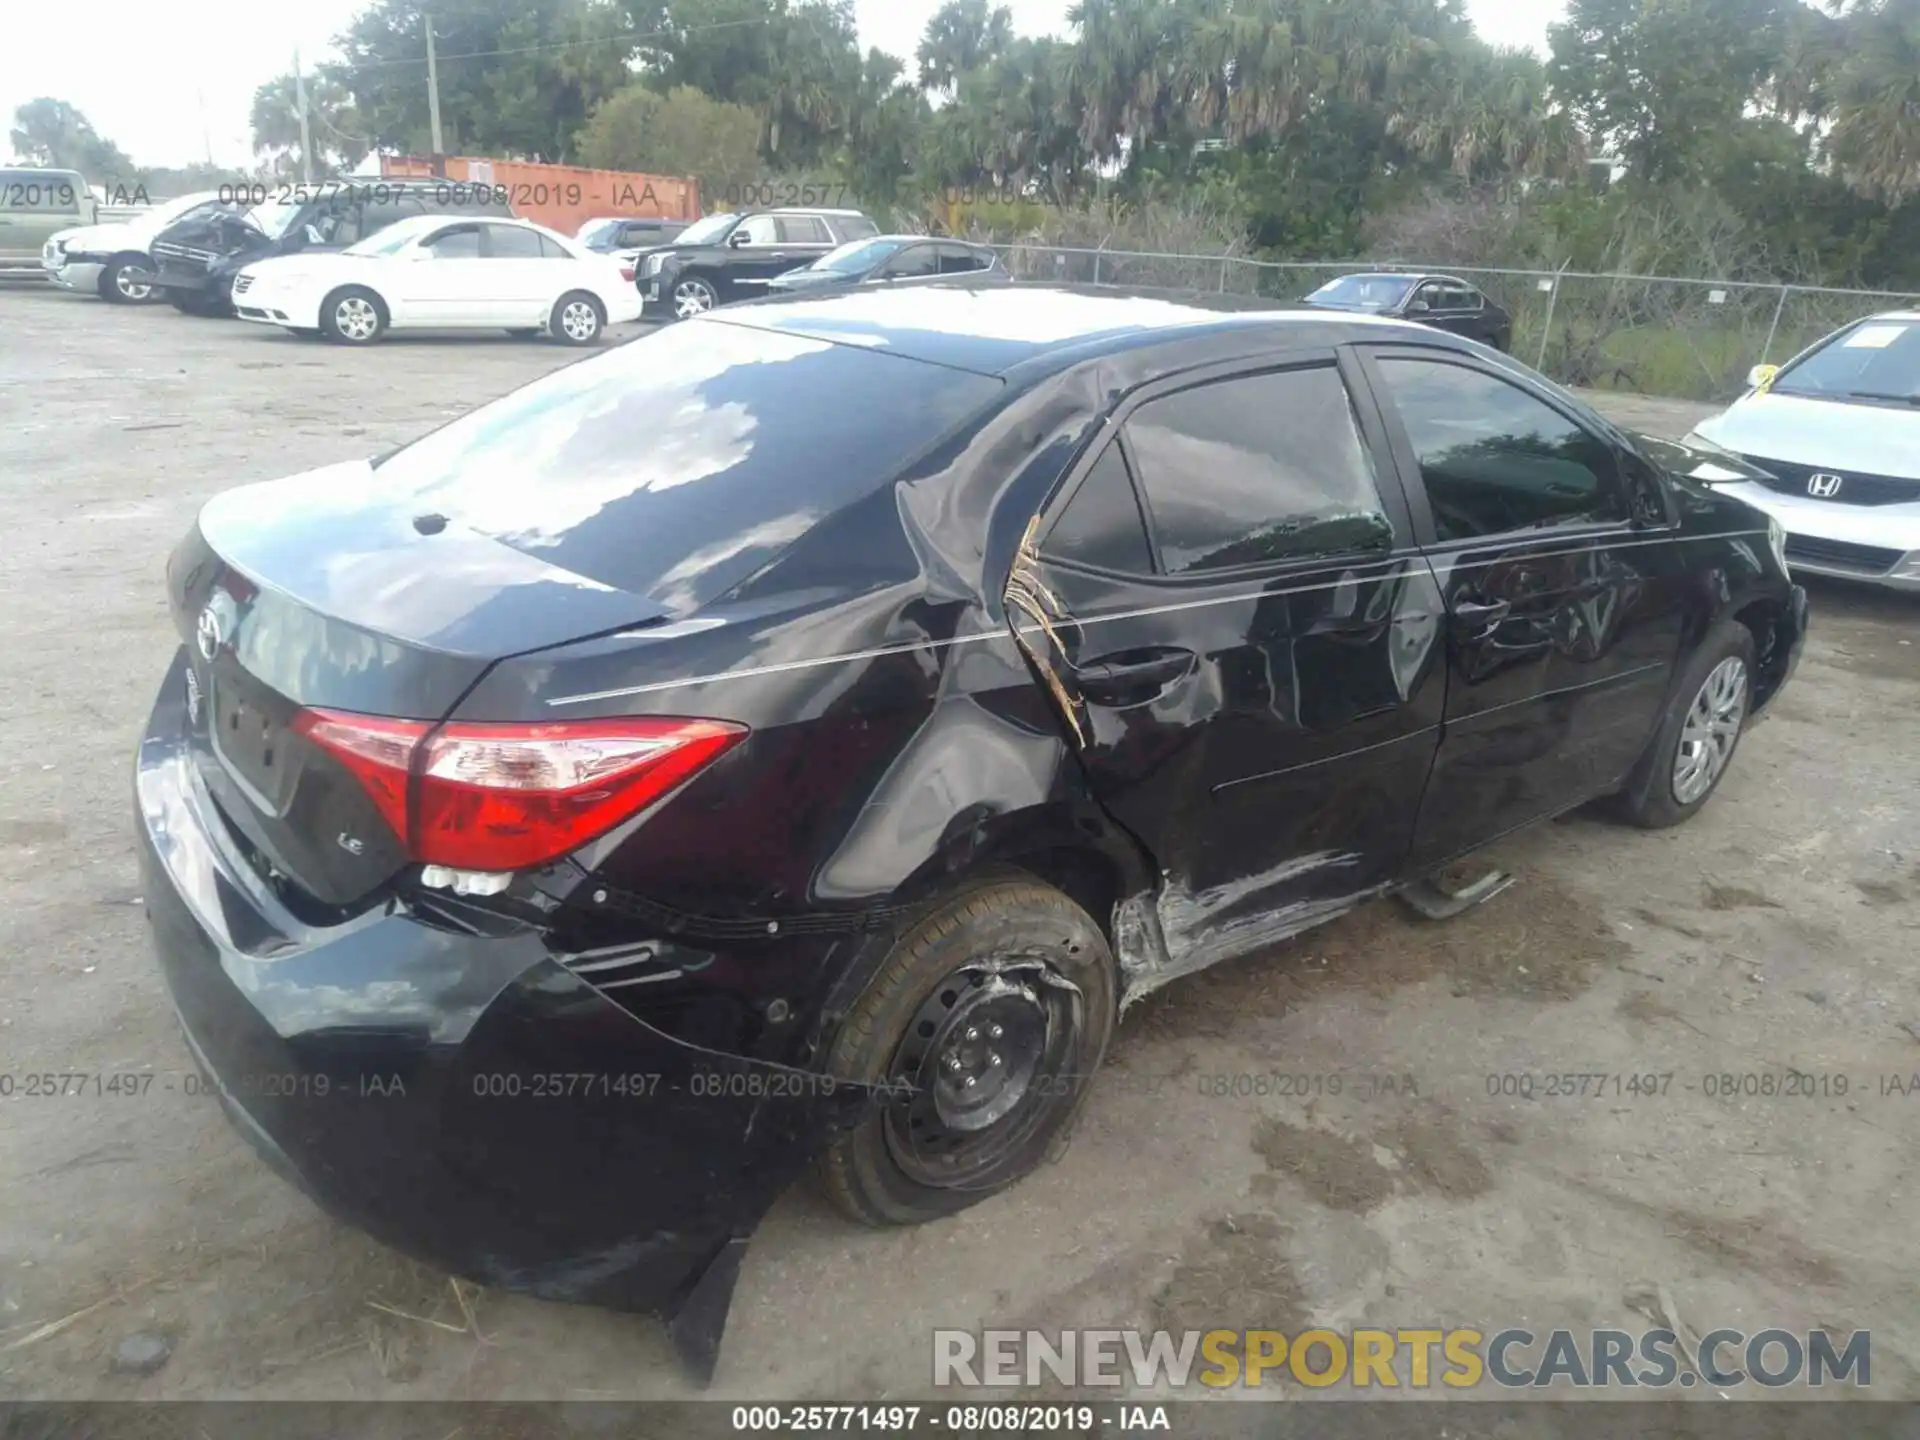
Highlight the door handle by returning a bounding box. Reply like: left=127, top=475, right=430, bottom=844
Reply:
left=1072, top=648, right=1196, bottom=699
left=1450, top=597, right=1511, bottom=638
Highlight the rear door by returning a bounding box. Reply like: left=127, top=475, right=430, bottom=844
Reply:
left=878, top=243, right=941, bottom=285
left=477, top=222, right=564, bottom=320
left=1009, top=352, right=1447, bottom=970
left=1356, top=345, right=1688, bottom=870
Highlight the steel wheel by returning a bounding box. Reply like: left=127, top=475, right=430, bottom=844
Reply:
left=332, top=295, right=380, bottom=342
left=672, top=277, right=717, bottom=318
left=1671, top=656, right=1748, bottom=805
left=882, top=959, right=1081, bottom=1192
left=558, top=297, right=600, bottom=342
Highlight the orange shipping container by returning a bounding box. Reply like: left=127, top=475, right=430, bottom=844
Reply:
left=377, top=155, right=700, bottom=239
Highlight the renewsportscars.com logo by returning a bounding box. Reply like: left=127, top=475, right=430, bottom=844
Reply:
left=933, top=1327, right=1871, bottom=1390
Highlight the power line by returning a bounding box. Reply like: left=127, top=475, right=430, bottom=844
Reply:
left=343, top=14, right=770, bottom=71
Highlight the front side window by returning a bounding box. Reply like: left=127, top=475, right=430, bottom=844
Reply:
left=1044, top=442, right=1153, bottom=573
left=736, top=214, right=780, bottom=245
left=425, top=225, right=481, bottom=259
left=884, top=245, right=939, bottom=279
left=1374, top=358, right=1629, bottom=541
left=1123, top=366, right=1394, bottom=575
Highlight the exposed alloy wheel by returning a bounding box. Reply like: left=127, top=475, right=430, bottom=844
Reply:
left=321, top=287, right=386, bottom=345
left=550, top=292, right=605, bottom=346
left=101, top=256, right=155, bottom=303
left=671, top=276, right=718, bottom=319
left=818, top=873, right=1116, bottom=1226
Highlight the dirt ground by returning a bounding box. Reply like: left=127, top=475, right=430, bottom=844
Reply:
left=2, top=287, right=1918, bottom=1404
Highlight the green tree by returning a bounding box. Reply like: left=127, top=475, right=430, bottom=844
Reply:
left=1822, top=0, right=1920, bottom=204
left=576, top=84, right=764, bottom=191
left=917, top=0, right=1015, bottom=94
left=333, top=0, right=635, bottom=160
left=8, top=99, right=138, bottom=183
left=1547, top=0, right=1790, bottom=183
left=250, top=72, right=371, bottom=176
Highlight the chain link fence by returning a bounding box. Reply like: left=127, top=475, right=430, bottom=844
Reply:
left=988, top=244, right=1920, bottom=403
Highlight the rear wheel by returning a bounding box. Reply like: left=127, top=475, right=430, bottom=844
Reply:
left=549, top=292, right=605, bottom=346
left=1614, top=621, right=1756, bottom=828
left=818, top=873, right=1116, bottom=1227
left=320, top=287, right=387, bottom=345
left=100, top=254, right=156, bottom=304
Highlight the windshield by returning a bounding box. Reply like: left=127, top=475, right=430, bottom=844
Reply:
left=577, top=218, right=620, bottom=247
left=1771, top=319, right=1920, bottom=403
left=245, top=200, right=303, bottom=239
left=343, top=226, right=422, bottom=258
left=674, top=212, right=740, bottom=247
left=1307, top=274, right=1415, bottom=310
left=812, top=237, right=908, bottom=274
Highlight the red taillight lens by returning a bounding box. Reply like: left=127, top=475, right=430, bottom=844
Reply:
left=619, top=264, right=635, bottom=282
left=294, top=710, right=746, bottom=873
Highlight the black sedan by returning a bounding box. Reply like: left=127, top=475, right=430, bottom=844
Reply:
left=1304, top=271, right=1514, bottom=350
left=136, top=286, right=1805, bottom=1382
left=763, top=235, right=1005, bottom=296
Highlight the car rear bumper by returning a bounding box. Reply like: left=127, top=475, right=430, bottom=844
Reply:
left=1719, top=481, right=1920, bottom=591
left=135, top=647, right=872, bottom=1374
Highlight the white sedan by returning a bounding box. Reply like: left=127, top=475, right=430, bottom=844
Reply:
left=230, top=215, right=643, bottom=346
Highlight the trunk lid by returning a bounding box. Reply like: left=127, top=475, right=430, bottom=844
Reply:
left=170, top=460, right=670, bottom=907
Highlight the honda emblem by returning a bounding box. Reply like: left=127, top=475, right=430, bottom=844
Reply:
left=1807, top=473, right=1845, bottom=498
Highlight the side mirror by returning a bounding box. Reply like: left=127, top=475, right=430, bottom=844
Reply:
left=727, top=230, right=751, bottom=248
left=1407, top=299, right=1430, bottom=313
left=1747, top=363, right=1780, bottom=391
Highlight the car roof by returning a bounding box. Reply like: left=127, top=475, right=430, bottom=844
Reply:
left=706, top=283, right=1442, bottom=378
left=363, top=213, right=560, bottom=242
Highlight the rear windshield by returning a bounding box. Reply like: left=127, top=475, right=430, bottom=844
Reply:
left=370, top=319, right=1002, bottom=610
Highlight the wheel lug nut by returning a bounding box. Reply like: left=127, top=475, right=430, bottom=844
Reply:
left=963, top=1076, right=977, bottom=1088
left=965, top=1027, right=979, bottom=1041
left=946, top=1055, right=963, bottom=1072
left=989, top=1024, right=1003, bottom=1039
left=988, top=1052, right=1001, bottom=1067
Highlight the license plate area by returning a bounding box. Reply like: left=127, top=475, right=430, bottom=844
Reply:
left=208, top=673, right=300, bottom=814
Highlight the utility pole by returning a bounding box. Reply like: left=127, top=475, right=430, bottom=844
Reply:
left=424, top=14, right=445, bottom=158
left=292, top=47, right=315, bottom=184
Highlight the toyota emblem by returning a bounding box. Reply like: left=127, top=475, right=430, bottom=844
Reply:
left=1807, top=472, right=1845, bottom=499
left=196, top=591, right=236, bottom=662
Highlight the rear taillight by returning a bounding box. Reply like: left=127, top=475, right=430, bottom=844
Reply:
left=619, top=264, right=635, bottom=282
left=293, top=710, right=746, bottom=874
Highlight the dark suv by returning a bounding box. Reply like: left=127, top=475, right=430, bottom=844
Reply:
left=635, top=207, right=879, bottom=319
left=151, top=180, right=514, bottom=316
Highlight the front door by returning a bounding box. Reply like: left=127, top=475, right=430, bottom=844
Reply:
left=389, top=223, right=490, bottom=326
left=1356, top=345, right=1689, bottom=871
left=725, top=213, right=795, bottom=296
left=1010, top=352, right=1447, bottom=984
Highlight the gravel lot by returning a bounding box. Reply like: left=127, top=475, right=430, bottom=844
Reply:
left=3, top=286, right=1918, bottom=1404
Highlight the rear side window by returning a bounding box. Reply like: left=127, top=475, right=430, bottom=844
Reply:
left=886, top=245, right=938, bottom=278
left=1123, top=367, right=1394, bottom=574
left=1373, top=358, right=1628, bottom=540
left=369, top=320, right=1002, bottom=610
left=1045, top=443, right=1153, bottom=573
left=938, top=245, right=990, bottom=274
left=485, top=224, right=544, bottom=258
left=537, top=234, right=572, bottom=259
left=426, top=225, right=481, bottom=259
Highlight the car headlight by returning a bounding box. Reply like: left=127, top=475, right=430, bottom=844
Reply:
left=1768, top=517, right=1789, bottom=572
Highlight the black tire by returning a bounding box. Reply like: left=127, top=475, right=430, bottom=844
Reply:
left=319, top=286, right=387, bottom=345
left=167, top=290, right=224, bottom=317
left=817, top=872, right=1117, bottom=1227
left=99, top=254, right=156, bottom=304
left=548, top=292, right=605, bottom=345
left=1614, top=620, right=1757, bottom=829
left=667, top=272, right=720, bottom=320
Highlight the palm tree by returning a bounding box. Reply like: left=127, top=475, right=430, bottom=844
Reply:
left=1823, top=0, right=1920, bottom=204
left=917, top=0, right=1016, bottom=94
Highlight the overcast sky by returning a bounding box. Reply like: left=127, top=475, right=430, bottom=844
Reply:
left=1, top=0, right=1563, bottom=172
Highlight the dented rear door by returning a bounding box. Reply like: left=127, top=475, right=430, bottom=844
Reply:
left=1007, top=352, right=1449, bottom=980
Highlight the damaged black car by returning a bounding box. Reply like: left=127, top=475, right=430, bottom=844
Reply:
left=136, top=285, right=1807, bottom=1380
